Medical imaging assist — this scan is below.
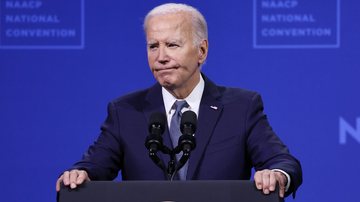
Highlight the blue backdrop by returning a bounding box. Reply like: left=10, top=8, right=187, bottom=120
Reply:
left=0, top=0, right=359, bottom=201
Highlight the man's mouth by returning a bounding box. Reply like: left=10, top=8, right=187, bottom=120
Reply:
left=155, top=66, right=179, bottom=72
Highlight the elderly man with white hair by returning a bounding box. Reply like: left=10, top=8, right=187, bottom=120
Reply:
left=56, top=3, right=302, bottom=198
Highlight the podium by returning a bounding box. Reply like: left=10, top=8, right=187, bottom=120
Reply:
left=58, top=180, right=284, bottom=202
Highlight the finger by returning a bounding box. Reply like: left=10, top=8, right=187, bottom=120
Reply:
left=275, top=172, right=286, bottom=198
left=269, top=171, right=276, bottom=191
left=56, top=175, right=63, bottom=192
left=63, top=171, right=70, bottom=186
left=262, top=170, right=271, bottom=194
left=279, top=184, right=285, bottom=198
left=254, top=171, right=263, bottom=189
left=69, top=170, right=79, bottom=189
left=76, top=170, right=88, bottom=185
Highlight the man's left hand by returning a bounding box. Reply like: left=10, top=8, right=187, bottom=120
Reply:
left=254, top=169, right=287, bottom=198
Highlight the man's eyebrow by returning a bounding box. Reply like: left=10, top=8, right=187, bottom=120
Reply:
left=146, top=39, right=183, bottom=45
left=147, top=40, right=158, bottom=45
left=167, top=39, right=183, bottom=44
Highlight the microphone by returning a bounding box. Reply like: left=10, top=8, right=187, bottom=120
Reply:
left=145, top=112, right=166, bottom=153
left=145, top=112, right=167, bottom=177
left=179, top=110, right=197, bottom=153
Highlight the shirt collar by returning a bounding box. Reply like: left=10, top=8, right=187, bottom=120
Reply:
left=162, top=74, right=205, bottom=115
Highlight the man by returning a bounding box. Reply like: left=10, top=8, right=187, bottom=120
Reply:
left=56, top=3, right=302, bottom=198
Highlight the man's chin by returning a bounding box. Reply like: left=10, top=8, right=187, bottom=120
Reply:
left=160, top=82, right=175, bottom=89
left=158, top=79, right=177, bottom=90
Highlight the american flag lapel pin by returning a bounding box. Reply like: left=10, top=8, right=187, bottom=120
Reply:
left=210, top=105, right=218, bottom=110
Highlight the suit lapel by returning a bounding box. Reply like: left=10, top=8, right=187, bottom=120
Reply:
left=187, top=76, right=223, bottom=179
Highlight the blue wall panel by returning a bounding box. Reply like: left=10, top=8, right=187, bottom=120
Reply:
left=0, top=0, right=359, bottom=201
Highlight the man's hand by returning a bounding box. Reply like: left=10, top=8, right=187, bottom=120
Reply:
left=254, top=169, right=287, bottom=198
left=56, top=169, right=90, bottom=192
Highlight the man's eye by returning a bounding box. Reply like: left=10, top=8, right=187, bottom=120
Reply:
left=148, top=44, right=158, bottom=50
left=168, top=43, right=179, bottom=48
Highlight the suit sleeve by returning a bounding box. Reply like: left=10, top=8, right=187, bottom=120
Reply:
left=71, top=101, right=123, bottom=180
left=245, top=93, right=302, bottom=197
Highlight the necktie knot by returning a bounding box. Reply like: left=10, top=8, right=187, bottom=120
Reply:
left=173, top=100, right=189, bottom=116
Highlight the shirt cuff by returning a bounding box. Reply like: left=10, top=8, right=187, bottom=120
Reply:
left=271, top=169, right=291, bottom=192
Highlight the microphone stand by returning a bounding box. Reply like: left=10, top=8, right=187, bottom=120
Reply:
left=160, top=145, right=175, bottom=181
left=169, top=146, right=191, bottom=181
left=146, top=140, right=193, bottom=181
left=145, top=111, right=197, bottom=181
left=166, top=149, right=176, bottom=181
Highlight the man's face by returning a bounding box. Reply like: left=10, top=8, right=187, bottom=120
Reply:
left=146, top=13, right=206, bottom=92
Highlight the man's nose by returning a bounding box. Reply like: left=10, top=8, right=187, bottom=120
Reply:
left=157, top=45, right=169, bottom=64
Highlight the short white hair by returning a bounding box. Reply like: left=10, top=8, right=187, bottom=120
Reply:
left=143, top=3, right=208, bottom=46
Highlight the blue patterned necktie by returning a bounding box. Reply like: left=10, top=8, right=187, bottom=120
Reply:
left=170, top=100, right=189, bottom=180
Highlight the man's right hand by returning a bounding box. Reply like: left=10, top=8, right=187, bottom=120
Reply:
left=56, top=169, right=90, bottom=192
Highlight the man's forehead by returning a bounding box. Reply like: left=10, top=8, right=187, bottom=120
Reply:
left=147, top=12, right=191, bottom=31
left=146, top=14, right=192, bottom=42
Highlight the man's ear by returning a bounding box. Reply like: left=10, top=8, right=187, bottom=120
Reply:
left=198, top=39, right=208, bottom=65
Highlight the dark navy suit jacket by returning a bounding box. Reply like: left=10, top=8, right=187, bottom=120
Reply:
left=73, top=75, right=302, bottom=196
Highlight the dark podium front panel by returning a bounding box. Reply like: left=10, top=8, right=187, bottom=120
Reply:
left=58, top=180, right=284, bottom=202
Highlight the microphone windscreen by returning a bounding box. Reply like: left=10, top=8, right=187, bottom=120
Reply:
left=148, top=112, right=166, bottom=134
left=180, top=111, right=197, bottom=133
